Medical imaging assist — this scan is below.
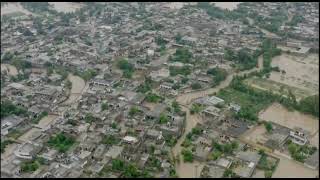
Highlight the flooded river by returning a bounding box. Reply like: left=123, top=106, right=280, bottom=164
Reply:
left=64, top=74, right=86, bottom=105
left=1, top=64, right=18, bottom=76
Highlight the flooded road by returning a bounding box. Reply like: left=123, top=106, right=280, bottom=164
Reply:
left=64, top=74, right=86, bottom=105
left=172, top=55, right=263, bottom=177
left=1, top=64, right=18, bottom=76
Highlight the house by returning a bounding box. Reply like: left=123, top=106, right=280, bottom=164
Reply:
left=201, top=165, right=225, bottom=178
left=289, top=129, right=308, bottom=145
left=194, top=96, right=224, bottom=106
left=105, top=145, right=124, bottom=159
left=14, top=142, right=42, bottom=160
left=1, top=115, right=24, bottom=136
left=304, top=150, right=319, bottom=170
left=93, top=144, right=106, bottom=160
left=202, top=106, right=221, bottom=117
left=215, top=157, right=233, bottom=169
left=122, top=136, right=139, bottom=144
left=229, top=103, right=241, bottom=113
left=145, top=103, right=167, bottom=120
left=234, top=151, right=261, bottom=178
left=193, top=145, right=211, bottom=161
left=138, top=153, right=150, bottom=169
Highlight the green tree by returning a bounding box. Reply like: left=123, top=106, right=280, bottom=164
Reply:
left=264, top=122, right=273, bottom=133
left=101, top=102, right=108, bottom=111
left=191, top=82, right=202, bottom=90
left=182, top=149, right=193, bottom=162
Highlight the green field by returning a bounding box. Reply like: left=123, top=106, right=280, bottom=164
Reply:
left=217, top=87, right=273, bottom=115
left=244, top=77, right=313, bottom=101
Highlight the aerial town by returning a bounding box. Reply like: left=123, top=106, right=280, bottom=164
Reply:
left=1, top=2, right=319, bottom=178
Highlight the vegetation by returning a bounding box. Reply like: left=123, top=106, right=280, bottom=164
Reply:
left=111, top=159, right=145, bottom=178
left=1, top=140, right=13, bottom=153
left=207, top=67, right=228, bottom=86
left=84, top=113, right=96, bottom=123
left=171, top=101, right=181, bottom=113
left=298, top=95, right=319, bottom=117
left=20, top=159, right=40, bottom=172
left=169, top=48, right=193, bottom=64
left=136, top=77, right=153, bottom=93
left=145, top=93, right=163, bottom=103
left=101, top=102, right=108, bottom=111
left=155, top=35, right=168, bottom=46
left=261, top=39, right=281, bottom=73
left=79, top=69, right=97, bottom=81
left=191, top=82, right=202, bottom=90
left=217, top=85, right=273, bottom=121
left=212, top=140, right=238, bottom=155
left=190, top=104, right=203, bottom=114
left=286, top=15, right=305, bottom=27
left=47, top=133, right=75, bottom=153
left=1, top=100, right=28, bottom=118
left=257, top=150, right=279, bottom=178
left=287, top=141, right=317, bottom=163
left=181, top=149, right=193, bottom=162
left=264, top=122, right=273, bottom=133
left=102, top=134, right=120, bottom=145
left=164, top=135, right=177, bottom=147
left=223, top=168, right=236, bottom=178
left=31, top=111, right=48, bottom=124
left=224, top=48, right=259, bottom=71
left=169, top=66, right=191, bottom=76
left=159, top=113, right=169, bottom=124
left=65, top=79, right=72, bottom=89
left=129, top=106, right=141, bottom=117
left=117, top=58, right=135, bottom=79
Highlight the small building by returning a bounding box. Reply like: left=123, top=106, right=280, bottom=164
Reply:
left=14, top=142, right=42, bottom=160
left=229, top=103, right=241, bottom=113
left=289, top=129, right=308, bottom=146
left=234, top=151, right=261, bottom=178
left=123, top=136, right=139, bottom=144
left=105, top=145, right=124, bottom=159
left=202, top=106, right=221, bottom=117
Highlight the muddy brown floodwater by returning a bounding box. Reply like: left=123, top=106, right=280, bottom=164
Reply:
left=1, top=2, right=33, bottom=16
left=1, top=64, right=18, bottom=76
left=259, top=103, right=319, bottom=135
left=272, top=154, right=319, bottom=178
left=172, top=55, right=263, bottom=177
left=212, top=2, right=242, bottom=10
left=48, top=2, right=83, bottom=13
left=64, top=74, right=86, bottom=105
